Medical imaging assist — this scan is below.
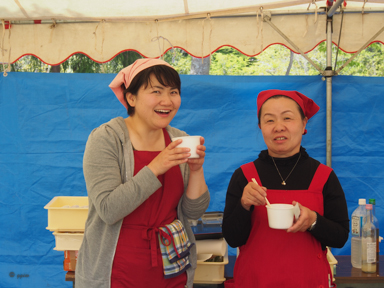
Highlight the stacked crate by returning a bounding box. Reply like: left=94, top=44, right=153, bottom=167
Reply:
left=190, top=212, right=228, bottom=284
left=44, top=196, right=88, bottom=271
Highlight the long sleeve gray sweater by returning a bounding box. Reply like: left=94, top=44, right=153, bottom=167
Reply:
left=76, top=117, right=210, bottom=288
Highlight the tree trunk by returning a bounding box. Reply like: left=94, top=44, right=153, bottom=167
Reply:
left=285, top=51, right=294, bottom=75
left=50, top=65, right=61, bottom=73
left=190, top=56, right=210, bottom=75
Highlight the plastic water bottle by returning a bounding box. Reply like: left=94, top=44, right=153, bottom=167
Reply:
left=362, top=204, right=377, bottom=273
left=369, top=198, right=379, bottom=262
left=351, top=198, right=367, bottom=268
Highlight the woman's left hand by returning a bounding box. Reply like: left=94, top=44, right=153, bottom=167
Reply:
left=187, top=137, right=206, bottom=172
left=287, top=201, right=317, bottom=233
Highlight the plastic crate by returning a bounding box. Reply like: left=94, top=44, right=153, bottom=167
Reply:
left=53, top=232, right=84, bottom=251
left=194, top=239, right=228, bottom=284
left=194, top=253, right=228, bottom=284
left=190, top=211, right=224, bottom=240
left=44, top=196, right=88, bottom=232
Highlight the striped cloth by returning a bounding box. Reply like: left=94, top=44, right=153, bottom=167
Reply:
left=158, top=219, right=194, bottom=279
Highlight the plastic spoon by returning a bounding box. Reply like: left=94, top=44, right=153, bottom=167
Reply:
left=252, top=178, right=271, bottom=207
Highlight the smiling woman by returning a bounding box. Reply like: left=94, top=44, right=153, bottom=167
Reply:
left=118, top=64, right=181, bottom=116
left=123, top=73, right=182, bottom=152
left=258, top=96, right=308, bottom=158
left=75, top=58, right=210, bottom=288
left=222, top=89, right=349, bottom=288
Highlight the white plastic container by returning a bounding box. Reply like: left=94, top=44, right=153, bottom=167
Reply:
left=194, top=252, right=228, bottom=284
left=351, top=198, right=366, bottom=268
left=44, top=196, right=89, bottom=232
left=53, top=232, right=84, bottom=251
left=194, top=238, right=228, bottom=284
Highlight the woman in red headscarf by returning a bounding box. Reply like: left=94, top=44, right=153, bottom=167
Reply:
left=76, top=59, right=210, bottom=288
left=222, top=90, right=349, bottom=288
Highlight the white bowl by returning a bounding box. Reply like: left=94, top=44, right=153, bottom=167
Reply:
left=266, top=204, right=296, bottom=229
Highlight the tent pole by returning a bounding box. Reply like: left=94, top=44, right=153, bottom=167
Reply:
left=327, top=0, right=345, bottom=17
left=324, top=0, right=344, bottom=168
left=325, top=16, right=333, bottom=168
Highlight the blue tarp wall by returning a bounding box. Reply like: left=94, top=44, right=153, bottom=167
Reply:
left=1, top=73, right=384, bottom=287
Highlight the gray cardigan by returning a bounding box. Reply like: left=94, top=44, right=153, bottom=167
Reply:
left=76, top=117, right=210, bottom=288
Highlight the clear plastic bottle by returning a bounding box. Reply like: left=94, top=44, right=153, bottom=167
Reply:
left=362, top=204, right=377, bottom=273
left=369, top=199, right=379, bottom=262
left=351, top=198, right=366, bottom=268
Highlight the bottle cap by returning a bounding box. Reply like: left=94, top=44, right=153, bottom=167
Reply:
left=359, top=199, right=366, bottom=205
left=369, top=198, right=376, bottom=205
left=366, top=204, right=373, bottom=210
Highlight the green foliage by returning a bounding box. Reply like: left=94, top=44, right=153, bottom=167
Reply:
left=97, top=51, right=142, bottom=73
left=207, top=42, right=384, bottom=76
left=0, top=51, right=142, bottom=74
left=163, top=48, right=192, bottom=74
left=1, top=43, right=383, bottom=77
left=210, top=48, right=257, bottom=75
left=60, top=51, right=142, bottom=73
left=1, top=55, right=50, bottom=72
left=335, top=42, right=384, bottom=76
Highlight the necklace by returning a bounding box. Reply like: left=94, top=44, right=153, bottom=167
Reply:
left=271, top=153, right=301, bottom=185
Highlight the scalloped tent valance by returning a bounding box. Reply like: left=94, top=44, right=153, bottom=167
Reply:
left=1, top=0, right=384, bottom=65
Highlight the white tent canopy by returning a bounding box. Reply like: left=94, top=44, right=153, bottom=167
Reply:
left=1, top=0, right=384, bottom=65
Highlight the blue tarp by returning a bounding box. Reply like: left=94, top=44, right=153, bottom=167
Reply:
left=1, top=72, right=384, bottom=287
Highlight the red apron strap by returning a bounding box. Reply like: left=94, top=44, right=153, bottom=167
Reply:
left=240, top=162, right=262, bottom=185
left=308, top=163, right=332, bottom=191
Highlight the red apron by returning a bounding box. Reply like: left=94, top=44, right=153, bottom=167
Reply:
left=111, top=129, right=187, bottom=288
left=231, top=162, right=333, bottom=288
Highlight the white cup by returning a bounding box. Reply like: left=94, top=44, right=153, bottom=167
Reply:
left=172, top=136, right=201, bottom=158
left=266, top=203, right=299, bottom=229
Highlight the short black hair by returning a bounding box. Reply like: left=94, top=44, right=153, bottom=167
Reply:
left=121, top=65, right=181, bottom=116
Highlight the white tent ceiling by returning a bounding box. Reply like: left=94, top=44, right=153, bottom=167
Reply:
left=1, top=0, right=384, bottom=65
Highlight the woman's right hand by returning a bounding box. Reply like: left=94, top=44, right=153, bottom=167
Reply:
left=241, top=182, right=268, bottom=211
left=147, top=139, right=190, bottom=176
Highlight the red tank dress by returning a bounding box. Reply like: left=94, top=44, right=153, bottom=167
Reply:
left=231, top=161, right=334, bottom=288
left=111, top=129, right=187, bottom=288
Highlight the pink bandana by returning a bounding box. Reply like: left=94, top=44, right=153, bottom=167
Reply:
left=109, top=58, right=174, bottom=109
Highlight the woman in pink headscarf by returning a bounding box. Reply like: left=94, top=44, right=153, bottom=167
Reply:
left=76, top=59, right=210, bottom=288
